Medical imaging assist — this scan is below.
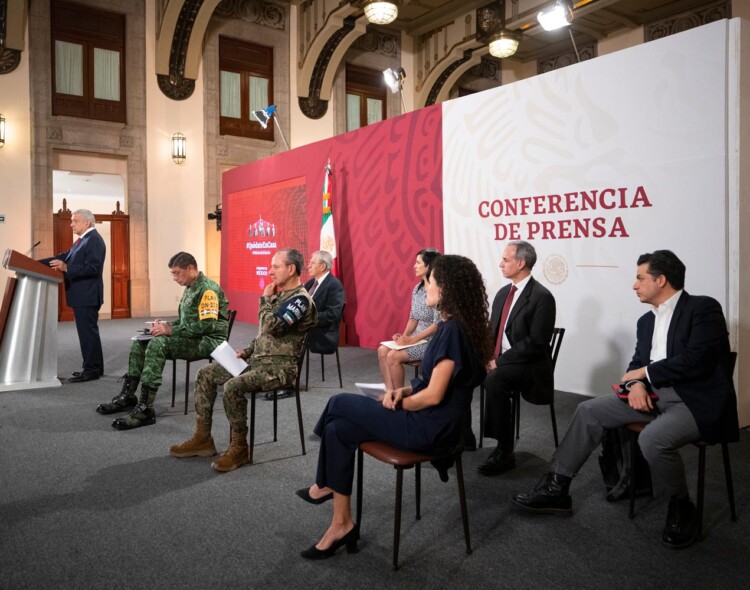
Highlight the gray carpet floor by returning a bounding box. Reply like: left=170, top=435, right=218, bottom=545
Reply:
left=1, top=318, right=749, bottom=589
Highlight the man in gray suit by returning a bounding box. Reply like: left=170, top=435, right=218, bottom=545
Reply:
left=477, top=240, right=556, bottom=476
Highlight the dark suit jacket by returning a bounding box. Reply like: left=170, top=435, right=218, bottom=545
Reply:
left=492, top=275, right=556, bottom=404
left=40, top=229, right=106, bottom=308
left=629, top=291, right=738, bottom=443
left=305, top=274, right=345, bottom=354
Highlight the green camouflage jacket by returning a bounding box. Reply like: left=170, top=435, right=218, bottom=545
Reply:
left=243, top=284, right=317, bottom=366
left=171, top=272, right=229, bottom=348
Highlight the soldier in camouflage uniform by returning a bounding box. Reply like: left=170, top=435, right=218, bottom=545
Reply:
left=169, top=248, right=317, bottom=472
left=95, top=252, right=229, bottom=430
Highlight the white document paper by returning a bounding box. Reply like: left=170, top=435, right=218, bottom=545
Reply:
left=355, top=383, right=386, bottom=400
left=380, top=339, right=427, bottom=351
left=210, top=341, right=248, bottom=377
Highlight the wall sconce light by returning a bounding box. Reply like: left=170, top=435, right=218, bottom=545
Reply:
left=0, top=114, right=5, bottom=148
left=537, top=0, right=574, bottom=31
left=171, top=132, right=186, bottom=164
left=488, top=30, right=521, bottom=59
left=364, top=1, right=399, bottom=26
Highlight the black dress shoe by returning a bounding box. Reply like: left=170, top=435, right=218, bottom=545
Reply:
left=296, top=487, right=333, bottom=505
left=68, top=372, right=100, bottom=383
left=511, top=473, right=573, bottom=516
left=662, top=495, right=697, bottom=548
left=477, top=450, right=516, bottom=475
left=300, top=526, right=359, bottom=560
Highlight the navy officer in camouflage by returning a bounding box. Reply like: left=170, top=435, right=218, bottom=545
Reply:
left=169, top=248, right=317, bottom=472
left=96, top=252, right=229, bottom=430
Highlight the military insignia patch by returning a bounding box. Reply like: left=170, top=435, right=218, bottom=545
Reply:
left=199, top=290, right=219, bottom=320
left=274, top=295, right=310, bottom=326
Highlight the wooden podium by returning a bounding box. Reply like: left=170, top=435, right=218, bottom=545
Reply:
left=0, top=249, right=63, bottom=391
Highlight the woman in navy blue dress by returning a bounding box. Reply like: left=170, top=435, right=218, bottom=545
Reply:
left=297, top=254, right=493, bottom=560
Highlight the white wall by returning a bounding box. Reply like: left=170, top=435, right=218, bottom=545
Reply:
left=288, top=5, right=336, bottom=149
left=145, top=8, right=207, bottom=316
left=443, top=20, right=738, bottom=402
left=0, top=23, right=32, bottom=289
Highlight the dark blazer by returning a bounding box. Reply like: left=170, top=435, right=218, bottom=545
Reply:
left=492, top=275, right=556, bottom=404
left=629, top=291, right=738, bottom=443
left=41, top=229, right=106, bottom=308
left=305, top=274, right=345, bottom=354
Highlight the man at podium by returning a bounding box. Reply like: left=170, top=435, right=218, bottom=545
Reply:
left=40, top=209, right=106, bottom=382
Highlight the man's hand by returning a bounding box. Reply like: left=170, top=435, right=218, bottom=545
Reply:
left=486, top=359, right=497, bottom=371
left=149, top=319, right=172, bottom=337
left=236, top=349, right=249, bottom=359
left=621, top=367, right=647, bottom=382
left=627, top=381, right=653, bottom=412
left=49, top=259, right=67, bottom=272
left=262, top=281, right=280, bottom=297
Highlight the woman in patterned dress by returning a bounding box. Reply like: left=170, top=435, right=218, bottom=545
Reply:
left=377, top=248, right=441, bottom=390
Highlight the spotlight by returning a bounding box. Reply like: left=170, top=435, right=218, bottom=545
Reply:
left=537, top=0, right=574, bottom=31
left=207, top=204, right=222, bottom=231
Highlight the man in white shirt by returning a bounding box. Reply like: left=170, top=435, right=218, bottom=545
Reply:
left=512, top=250, right=738, bottom=549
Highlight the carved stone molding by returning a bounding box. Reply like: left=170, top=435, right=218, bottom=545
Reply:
left=119, top=135, right=134, bottom=148
left=47, top=126, right=63, bottom=140
left=299, top=15, right=356, bottom=119
left=216, top=143, right=229, bottom=157
left=0, top=47, right=20, bottom=73
left=214, top=0, right=285, bottom=30
left=476, top=1, right=504, bottom=44
left=157, top=0, right=202, bottom=100
left=467, top=56, right=500, bottom=80
left=538, top=41, right=596, bottom=74
left=426, top=49, right=474, bottom=106
left=352, top=30, right=398, bottom=57
left=157, top=73, right=195, bottom=100
left=645, top=0, right=730, bottom=42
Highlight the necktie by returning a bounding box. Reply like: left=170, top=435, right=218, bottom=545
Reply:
left=494, top=285, right=517, bottom=357
left=309, top=280, right=319, bottom=297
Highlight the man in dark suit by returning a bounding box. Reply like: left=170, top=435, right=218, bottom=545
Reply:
left=512, top=250, right=738, bottom=549
left=305, top=250, right=345, bottom=355
left=477, top=240, right=556, bottom=475
left=40, top=209, right=106, bottom=382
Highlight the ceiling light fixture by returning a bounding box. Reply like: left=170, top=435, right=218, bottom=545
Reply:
left=537, top=0, right=574, bottom=31
left=364, top=1, right=399, bottom=26
left=488, top=30, right=521, bottom=59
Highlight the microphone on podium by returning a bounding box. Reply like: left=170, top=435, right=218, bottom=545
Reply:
left=24, top=241, right=41, bottom=257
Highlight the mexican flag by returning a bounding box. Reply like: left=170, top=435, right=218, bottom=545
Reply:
left=320, top=159, right=338, bottom=276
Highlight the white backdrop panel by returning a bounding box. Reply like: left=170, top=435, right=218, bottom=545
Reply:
left=442, top=21, right=729, bottom=397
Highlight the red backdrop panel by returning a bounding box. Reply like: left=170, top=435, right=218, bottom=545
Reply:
left=222, top=105, right=444, bottom=349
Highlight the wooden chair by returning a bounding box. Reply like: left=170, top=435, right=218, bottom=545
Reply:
left=247, top=334, right=310, bottom=464
left=626, top=351, right=738, bottom=540
left=170, top=309, right=237, bottom=415
left=478, top=327, right=565, bottom=449
left=355, top=441, right=471, bottom=570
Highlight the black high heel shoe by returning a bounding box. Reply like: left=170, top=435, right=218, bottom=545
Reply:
left=300, top=525, right=359, bottom=560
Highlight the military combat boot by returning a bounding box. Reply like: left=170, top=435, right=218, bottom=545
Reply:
left=169, top=420, right=217, bottom=458
left=96, top=374, right=139, bottom=414
left=112, top=384, right=158, bottom=430
left=211, top=426, right=249, bottom=472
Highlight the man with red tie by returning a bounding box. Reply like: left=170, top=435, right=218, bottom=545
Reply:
left=477, top=240, right=556, bottom=476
